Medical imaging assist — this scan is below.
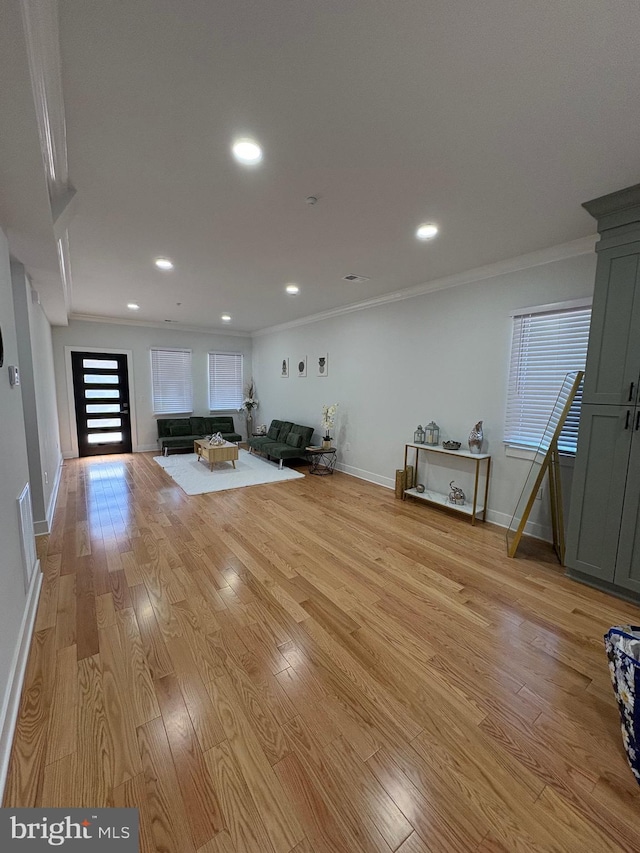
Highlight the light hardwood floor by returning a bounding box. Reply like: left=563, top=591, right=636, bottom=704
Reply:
left=4, top=452, right=640, bottom=852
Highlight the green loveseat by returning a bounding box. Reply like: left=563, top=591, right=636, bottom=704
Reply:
left=157, top=416, right=242, bottom=455
left=248, top=419, right=314, bottom=468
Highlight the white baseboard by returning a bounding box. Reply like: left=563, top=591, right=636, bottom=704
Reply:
left=486, top=508, right=512, bottom=528
left=0, top=562, right=42, bottom=801
left=486, top=508, right=552, bottom=541
left=64, top=445, right=158, bottom=457
left=335, top=466, right=554, bottom=544
left=34, top=455, right=64, bottom=536
left=45, top=455, right=64, bottom=530
left=335, top=461, right=394, bottom=489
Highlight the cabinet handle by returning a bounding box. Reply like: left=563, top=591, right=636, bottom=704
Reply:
left=636, top=411, right=640, bottom=431
left=629, top=381, right=636, bottom=402
left=626, top=410, right=631, bottom=430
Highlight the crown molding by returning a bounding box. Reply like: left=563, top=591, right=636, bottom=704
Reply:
left=20, top=0, right=68, bottom=193
left=67, top=235, right=596, bottom=339
left=68, top=313, right=252, bottom=338
left=20, top=0, right=76, bottom=323
left=55, top=230, right=73, bottom=315
left=252, top=234, right=597, bottom=338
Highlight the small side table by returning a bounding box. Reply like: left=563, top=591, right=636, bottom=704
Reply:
left=306, top=446, right=337, bottom=475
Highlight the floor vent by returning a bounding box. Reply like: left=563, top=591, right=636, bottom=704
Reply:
left=17, top=484, right=37, bottom=593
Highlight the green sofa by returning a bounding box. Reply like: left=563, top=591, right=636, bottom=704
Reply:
left=248, top=419, right=314, bottom=468
left=157, top=416, right=242, bottom=455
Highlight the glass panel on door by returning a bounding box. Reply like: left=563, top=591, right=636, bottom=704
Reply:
left=85, top=388, right=120, bottom=398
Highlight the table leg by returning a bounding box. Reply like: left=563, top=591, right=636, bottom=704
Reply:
left=483, top=457, right=491, bottom=522
left=471, top=458, right=480, bottom=525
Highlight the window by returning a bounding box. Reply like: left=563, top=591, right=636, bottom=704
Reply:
left=150, top=348, right=193, bottom=414
left=504, top=301, right=591, bottom=453
left=208, top=352, right=243, bottom=410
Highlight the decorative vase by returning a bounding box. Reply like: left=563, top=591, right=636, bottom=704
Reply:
left=246, top=412, right=253, bottom=437
left=322, top=436, right=332, bottom=450
left=468, top=420, right=483, bottom=454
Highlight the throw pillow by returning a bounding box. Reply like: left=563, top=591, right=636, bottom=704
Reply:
left=285, top=432, right=303, bottom=448
left=277, top=423, right=293, bottom=442
left=169, top=423, right=191, bottom=436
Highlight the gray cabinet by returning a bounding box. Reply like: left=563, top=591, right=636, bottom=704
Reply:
left=617, top=426, right=640, bottom=593
left=565, top=184, right=640, bottom=599
left=566, top=405, right=632, bottom=582
left=582, top=245, right=640, bottom=406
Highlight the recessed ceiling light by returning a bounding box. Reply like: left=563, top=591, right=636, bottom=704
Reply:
left=232, top=137, right=263, bottom=165
left=416, top=222, right=439, bottom=241
left=285, top=283, right=300, bottom=295
left=127, top=303, right=140, bottom=310
left=221, top=314, right=232, bottom=322
left=154, top=257, right=174, bottom=271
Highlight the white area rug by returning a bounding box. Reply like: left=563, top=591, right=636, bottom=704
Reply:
left=153, top=449, right=304, bottom=495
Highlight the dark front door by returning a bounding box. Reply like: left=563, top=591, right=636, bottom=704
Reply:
left=71, top=351, right=132, bottom=456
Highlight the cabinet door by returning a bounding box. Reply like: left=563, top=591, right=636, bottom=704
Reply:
left=615, top=417, right=640, bottom=592
left=583, top=244, right=640, bottom=406
left=565, top=405, right=632, bottom=581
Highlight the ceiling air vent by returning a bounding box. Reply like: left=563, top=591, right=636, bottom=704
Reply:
left=343, top=274, right=370, bottom=283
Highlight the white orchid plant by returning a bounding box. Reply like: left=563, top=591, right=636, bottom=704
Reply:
left=239, top=379, right=258, bottom=413
left=321, top=402, right=338, bottom=439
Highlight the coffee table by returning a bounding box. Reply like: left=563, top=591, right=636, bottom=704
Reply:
left=194, top=439, right=238, bottom=471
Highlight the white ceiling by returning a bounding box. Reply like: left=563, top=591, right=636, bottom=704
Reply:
left=3, top=0, right=640, bottom=333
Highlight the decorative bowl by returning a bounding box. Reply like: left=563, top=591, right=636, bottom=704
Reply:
left=442, top=440, right=461, bottom=450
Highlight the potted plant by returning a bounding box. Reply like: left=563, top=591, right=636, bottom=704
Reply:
left=321, top=403, right=338, bottom=449
left=239, top=380, right=258, bottom=436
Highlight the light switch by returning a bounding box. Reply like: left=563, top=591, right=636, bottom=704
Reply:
left=8, top=365, right=20, bottom=386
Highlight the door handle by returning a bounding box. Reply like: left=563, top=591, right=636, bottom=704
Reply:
left=625, top=410, right=631, bottom=430
left=636, top=411, right=640, bottom=431
left=629, top=381, right=635, bottom=402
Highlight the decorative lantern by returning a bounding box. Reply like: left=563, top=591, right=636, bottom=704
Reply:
left=414, top=425, right=425, bottom=444
left=425, top=421, right=440, bottom=445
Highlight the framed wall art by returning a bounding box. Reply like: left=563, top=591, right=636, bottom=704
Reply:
left=280, top=358, right=289, bottom=378
left=317, top=353, right=328, bottom=377
left=297, top=356, right=307, bottom=377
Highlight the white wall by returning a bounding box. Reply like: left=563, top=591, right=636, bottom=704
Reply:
left=11, top=261, right=62, bottom=532
left=0, top=229, right=41, bottom=795
left=252, top=250, right=597, bottom=535
left=52, top=320, right=253, bottom=455
left=30, top=293, right=62, bottom=526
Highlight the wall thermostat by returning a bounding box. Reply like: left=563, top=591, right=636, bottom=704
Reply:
left=8, top=365, right=20, bottom=386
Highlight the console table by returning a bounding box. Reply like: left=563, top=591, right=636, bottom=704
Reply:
left=402, top=442, right=491, bottom=525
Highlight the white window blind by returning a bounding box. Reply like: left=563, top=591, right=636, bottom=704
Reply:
left=505, top=305, right=591, bottom=453
left=208, top=352, right=243, bottom=410
left=150, top=348, right=193, bottom=414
